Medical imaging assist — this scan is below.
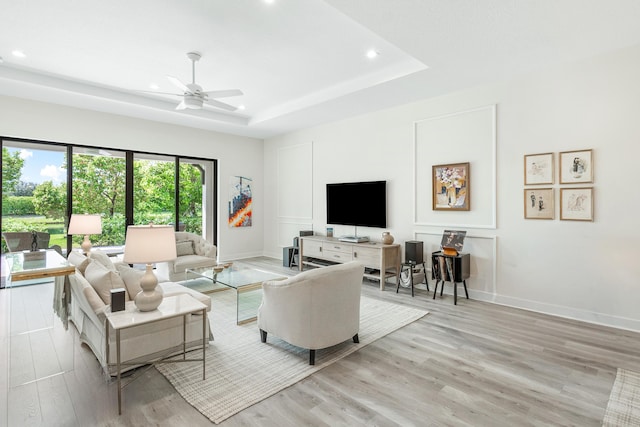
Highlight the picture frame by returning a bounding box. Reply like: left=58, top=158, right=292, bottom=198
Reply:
left=560, top=187, right=593, bottom=221
left=432, top=162, right=470, bottom=211
left=524, top=152, right=553, bottom=185
left=560, top=149, right=593, bottom=184
left=524, top=188, right=554, bottom=219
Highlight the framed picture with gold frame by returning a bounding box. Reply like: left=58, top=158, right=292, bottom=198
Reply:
left=524, top=188, right=554, bottom=220
left=560, top=149, right=593, bottom=184
left=524, top=152, right=553, bottom=185
left=560, top=187, right=593, bottom=221
left=432, top=162, right=470, bottom=211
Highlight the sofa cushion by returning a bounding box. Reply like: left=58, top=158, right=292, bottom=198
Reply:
left=85, top=261, right=128, bottom=304
left=90, top=249, right=117, bottom=272
left=116, top=264, right=145, bottom=300
left=176, top=240, right=195, bottom=256
left=173, top=254, right=217, bottom=273
left=160, top=281, right=211, bottom=311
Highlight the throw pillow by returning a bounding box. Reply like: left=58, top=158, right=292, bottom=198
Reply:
left=176, top=240, right=195, bottom=256
left=89, top=249, right=117, bottom=272
left=84, top=261, right=127, bottom=305
left=67, top=251, right=92, bottom=275
left=116, top=264, right=145, bottom=299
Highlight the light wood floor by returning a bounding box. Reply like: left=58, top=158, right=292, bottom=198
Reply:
left=1, top=256, right=639, bottom=426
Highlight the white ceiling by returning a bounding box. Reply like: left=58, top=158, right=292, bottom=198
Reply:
left=1, top=0, right=640, bottom=139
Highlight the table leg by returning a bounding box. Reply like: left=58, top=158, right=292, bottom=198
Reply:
left=183, top=314, right=187, bottom=360
left=202, top=308, right=207, bottom=380
left=116, top=328, right=121, bottom=415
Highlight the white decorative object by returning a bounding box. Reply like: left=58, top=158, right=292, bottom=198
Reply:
left=123, top=225, right=177, bottom=311
left=68, top=214, right=102, bottom=254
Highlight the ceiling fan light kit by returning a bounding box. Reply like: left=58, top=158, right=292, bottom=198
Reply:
left=162, top=51, right=243, bottom=112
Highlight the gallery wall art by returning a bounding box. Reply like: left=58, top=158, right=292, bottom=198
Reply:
left=560, top=149, right=593, bottom=184
left=523, top=148, right=594, bottom=221
left=229, top=175, right=252, bottom=228
left=560, top=187, right=593, bottom=221
left=524, top=152, right=554, bottom=185
left=432, top=162, right=470, bottom=211
left=524, top=188, right=554, bottom=219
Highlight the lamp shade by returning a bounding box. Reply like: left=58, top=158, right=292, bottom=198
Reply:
left=123, top=225, right=177, bottom=264
left=68, top=214, right=102, bottom=235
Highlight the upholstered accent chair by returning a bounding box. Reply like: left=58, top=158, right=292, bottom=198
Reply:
left=155, top=231, right=217, bottom=281
left=257, top=261, right=364, bottom=365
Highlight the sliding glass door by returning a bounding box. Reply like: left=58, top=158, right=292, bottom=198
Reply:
left=70, top=147, right=127, bottom=253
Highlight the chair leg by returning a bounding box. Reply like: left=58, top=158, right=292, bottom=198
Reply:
left=433, top=281, right=438, bottom=299
left=463, top=280, right=469, bottom=299
left=352, top=334, right=359, bottom=343
left=309, top=349, right=315, bottom=365
left=260, top=329, right=267, bottom=343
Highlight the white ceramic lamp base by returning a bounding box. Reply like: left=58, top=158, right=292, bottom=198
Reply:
left=135, top=264, right=163, bottom=311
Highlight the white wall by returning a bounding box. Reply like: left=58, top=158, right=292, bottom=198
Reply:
left=0, top=96, right=264, bottom=261
left=264, top=44, right=640, bottom=331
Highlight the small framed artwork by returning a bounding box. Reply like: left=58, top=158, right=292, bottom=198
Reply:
left=524, top=188, right=554, bottom=219
left=560, top=149, right=593, bottom=184
left=560, top=187, right=593, bottom=221
left=524, top=152, right=553, bottom=185
left=432, top=162, right=470, bottom=211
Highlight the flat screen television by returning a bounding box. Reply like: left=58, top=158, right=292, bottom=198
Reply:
left=326, top=181, right=387, bottom=228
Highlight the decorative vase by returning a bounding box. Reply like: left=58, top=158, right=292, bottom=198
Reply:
left=382, top=231, right=394, bottom=244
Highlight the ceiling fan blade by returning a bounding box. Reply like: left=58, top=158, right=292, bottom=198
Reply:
left=202, top=89, right=243, bottom=99
left=175, top=100, right=187, bottom=110
left=205, top=98, right=238, bottom=111
left=138, top=90, right=183, bottom=97
left=167, top=75, right=191, bottom=94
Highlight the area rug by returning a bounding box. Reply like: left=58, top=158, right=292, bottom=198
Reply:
left=156, top=290, right=428, bottom=424
left=603, top=368, right=640, bottom=426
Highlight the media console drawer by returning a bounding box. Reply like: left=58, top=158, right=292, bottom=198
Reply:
left=322, top=249, right=353, bottom=262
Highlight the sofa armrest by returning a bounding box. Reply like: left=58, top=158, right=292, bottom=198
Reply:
left=193, top=236, right=216, bottom=259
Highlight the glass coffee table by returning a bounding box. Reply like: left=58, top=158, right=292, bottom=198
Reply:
left=184, top=265, right=286, bottom=325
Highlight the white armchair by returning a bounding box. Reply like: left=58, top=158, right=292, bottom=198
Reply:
left=156, top=231, right=217, bottom=281
left=257, top=261, right=364, bottom=365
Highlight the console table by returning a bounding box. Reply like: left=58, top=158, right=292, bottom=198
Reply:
left=299, top=236, right=400, bottom=290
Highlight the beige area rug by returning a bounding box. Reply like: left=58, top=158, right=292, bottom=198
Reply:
left=603, top=369, right=640, bottom=426
left=156, top=290, right=428, bottom=424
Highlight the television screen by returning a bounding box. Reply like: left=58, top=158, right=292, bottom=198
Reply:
left=326, top=181, right=387, bottom=228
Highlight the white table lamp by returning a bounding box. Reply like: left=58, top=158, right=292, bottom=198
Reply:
left=68, top=214, right=102, bottom=254
left=123, top=225, right=177, bottom=312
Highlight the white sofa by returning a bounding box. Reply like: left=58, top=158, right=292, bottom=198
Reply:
left=156, top=231, right=217, bottom=281
left=66, top=250, right=212, bottom=374
left=257, top=261, right=364, bottom=365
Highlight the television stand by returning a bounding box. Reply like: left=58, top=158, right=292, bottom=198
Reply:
left=338, top=235, right=369, bottom=243
left=299, top=236, right=400, bottom=290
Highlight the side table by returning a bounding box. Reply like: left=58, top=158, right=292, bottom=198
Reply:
left=396, top=261, right=429, bottom=297
left=105, top=294, right=208, bottom=415
left=431, top=251, right=470, bottom=305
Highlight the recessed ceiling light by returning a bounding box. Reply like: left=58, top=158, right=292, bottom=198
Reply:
left=12, top=50, right=26, bottom=58
left=366, top=49, right=379, bottom=59
left=264, top=0, right=274, bottom=4
left=149, top=83, right=160, bottom=90
left=238, top=105, right=246, bottom=110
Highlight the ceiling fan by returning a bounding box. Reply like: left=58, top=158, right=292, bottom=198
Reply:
left=153, top=51, right=243, bottom=111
